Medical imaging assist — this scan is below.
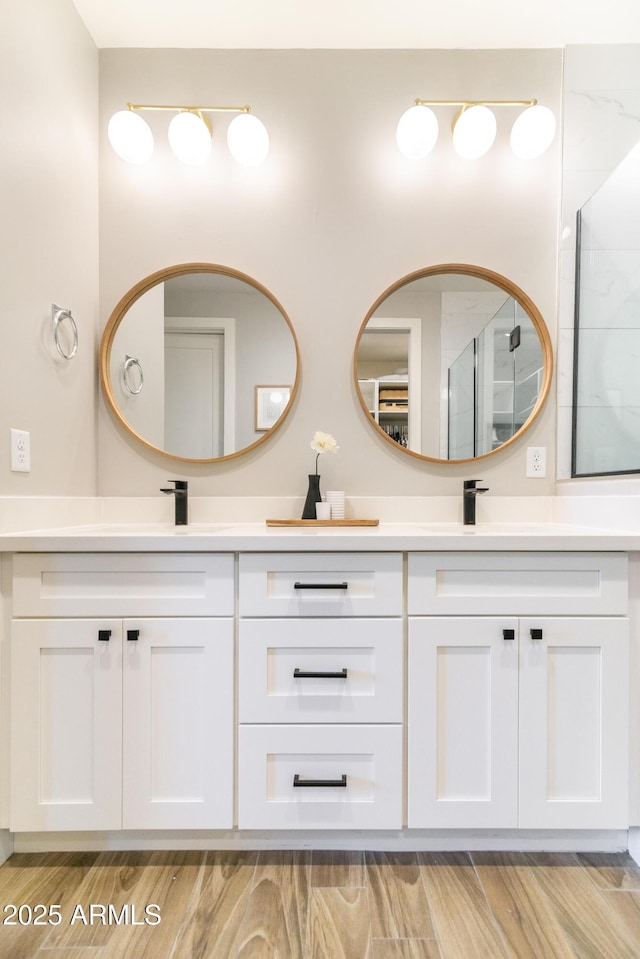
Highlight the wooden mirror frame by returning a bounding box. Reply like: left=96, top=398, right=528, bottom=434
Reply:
left=353, top=263, right=553, bottom=465
left=100, top=262, right=301, bottom=463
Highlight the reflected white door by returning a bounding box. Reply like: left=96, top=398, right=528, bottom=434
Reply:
left=164, top=332, right=224, bottom=458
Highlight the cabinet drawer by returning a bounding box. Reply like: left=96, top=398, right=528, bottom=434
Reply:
left=408, top=552, right=628, bottom=616
left=12, top=553, right=234, bottom=617
left=237, top=724, right=402, bottom=829
left=238, top=618, right=402, bottom=723
left=239, top=553, right=402, bottom=617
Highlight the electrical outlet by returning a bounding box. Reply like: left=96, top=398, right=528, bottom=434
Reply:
left=526, top=446, right=546, bottom=478
left=10, top=429, right=31, bottom=472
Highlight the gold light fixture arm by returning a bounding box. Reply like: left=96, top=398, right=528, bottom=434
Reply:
left=414, top=98, right=537, bottom=108
left=126, top=102, right=252, bottom=114
left=413, top=99, right=539, bottom=139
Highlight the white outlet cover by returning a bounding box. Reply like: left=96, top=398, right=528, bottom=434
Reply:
left=10, top=428, right=31, bottom=472
left=526, top=446, right=546, bottom=478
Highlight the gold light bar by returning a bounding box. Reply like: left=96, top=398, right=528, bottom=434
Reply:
left=413, top=98, right=537, bottom=108
left=126, top=102, right=252, bottom=114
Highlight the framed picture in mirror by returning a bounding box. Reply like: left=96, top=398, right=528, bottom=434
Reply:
left=255, top=385, right=291, bottom=431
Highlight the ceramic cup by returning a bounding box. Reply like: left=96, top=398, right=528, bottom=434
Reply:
left=325, top=490, right=345, bottom=519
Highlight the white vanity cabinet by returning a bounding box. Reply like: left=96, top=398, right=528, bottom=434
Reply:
left=237, top=552, right=404, bottom=829
left=407, top=552, right=629, bottom=830
left=10, top=553, right=234, bottom=832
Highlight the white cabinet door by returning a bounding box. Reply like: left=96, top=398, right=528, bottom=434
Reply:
left=11, top=619, right=123, bottom=831
left=122, top=618, right=233, bottom=829
left=408, top=617, right=519, bottom=828
left=519, top=617, right=629, bottom=829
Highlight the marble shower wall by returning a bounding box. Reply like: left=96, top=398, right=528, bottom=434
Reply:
left=558, top=45, right=640, bottom=478
left=573, top=145, right=640, bottom=474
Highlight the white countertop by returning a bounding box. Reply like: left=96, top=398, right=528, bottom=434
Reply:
left=0, top=521, right=636, bottom=552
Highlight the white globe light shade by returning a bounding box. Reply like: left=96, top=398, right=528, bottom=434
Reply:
left=510, top=105, right=556, bottom=159
left=227, top=113, right=270, bottom=166
left=108, top=110, right=154, bottom=164
left=396, top=105, right=439, bottom=159
left=168, top=112, right=212, bottom=164
left=452, top=105, right=497, bottom=159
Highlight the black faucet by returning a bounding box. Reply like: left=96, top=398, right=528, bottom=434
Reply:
left=161, top=480, right=188, bottom=525
left=463, top=479, right=489, bottom=526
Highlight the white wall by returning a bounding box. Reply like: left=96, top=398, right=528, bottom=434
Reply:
left=0, top=0, right=99, bottom=496
left=98, top=48, right=562, bottom=497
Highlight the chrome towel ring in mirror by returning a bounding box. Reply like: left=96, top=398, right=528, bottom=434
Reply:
left=123, top=354, right=144, bottom=394
left=52, top=303, right=79, bottom=360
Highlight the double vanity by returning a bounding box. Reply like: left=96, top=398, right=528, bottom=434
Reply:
left=1, top=256, right=635, bottom=857
left=0, top=519, right=635, bottom=855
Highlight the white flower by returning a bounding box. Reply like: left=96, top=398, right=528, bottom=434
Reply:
left=310, top=431, right=339, bottom=473
left=311, top=431, right=339, bottom=455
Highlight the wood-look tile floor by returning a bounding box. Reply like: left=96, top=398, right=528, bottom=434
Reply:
left=0, top=850, right=639, bottom=959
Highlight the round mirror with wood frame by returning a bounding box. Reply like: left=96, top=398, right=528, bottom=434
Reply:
left=100, top=263, right=300, bottom=463
left=354, top=263, right=553, bottom=464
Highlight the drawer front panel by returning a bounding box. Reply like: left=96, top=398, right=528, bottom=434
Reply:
left=237, top=724, right=402, bottom=829
left=408, top=552, right=628, bottom=616
left=239, top=553, right=402, bottom=617
left=12, top=553, right=234, bottom=617
left=239, top=618, right=402, bottom=723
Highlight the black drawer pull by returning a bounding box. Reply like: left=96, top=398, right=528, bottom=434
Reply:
left=502, top=629, right=515, bottom=641
left=294, top=668, right=348, bottom=679
left=530, top=628, right=543, bottom=641
left=127, top=629, right=140, bottom=642
left=98, top=630, right=111, bottom=642
left=294, top=582, right=349, bottom=590
left=293, top=774, right=347, bottom=788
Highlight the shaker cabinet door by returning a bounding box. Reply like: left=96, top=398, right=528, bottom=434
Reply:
left=408, top=617, right=519, bottom=829
left=122, top=617, right=234, bottom=830
left=11, top=619, right=123, bottom=832
left=519, top=617, right=629, bottom=829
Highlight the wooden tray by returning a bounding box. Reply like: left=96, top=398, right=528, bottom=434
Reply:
left=266, top=519, right=379, bottom=527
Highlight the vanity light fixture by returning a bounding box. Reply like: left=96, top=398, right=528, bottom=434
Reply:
left=108, top=103, right=270, bottom=166
left=396, top=99, right=556, bottom=160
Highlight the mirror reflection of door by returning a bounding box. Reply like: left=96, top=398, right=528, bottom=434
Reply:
left=164, top=331, right=224, bottom=459
left=356, top=317, right=422, bottom=452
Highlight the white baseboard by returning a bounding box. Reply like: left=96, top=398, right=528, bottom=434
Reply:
left=629, top=827, right=640, bottom=865
left=0, top=830, right=13, bottom=864
left=12, top=829, right=629, bottom=855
